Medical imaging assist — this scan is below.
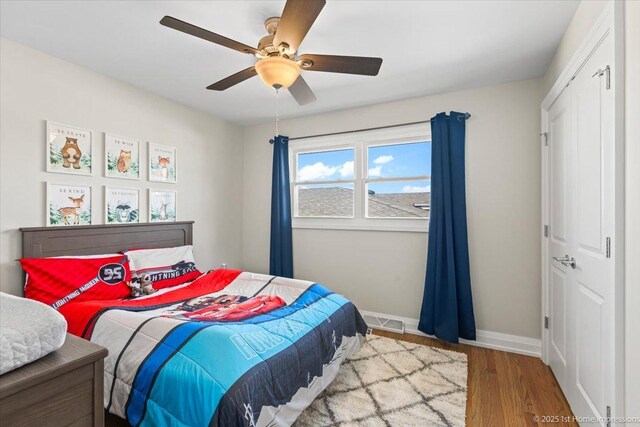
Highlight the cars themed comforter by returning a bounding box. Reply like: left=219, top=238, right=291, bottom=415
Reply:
left=59, top=269, right=367, bottom=427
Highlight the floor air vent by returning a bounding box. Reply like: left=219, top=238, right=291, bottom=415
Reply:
left=362, top=314, right=405, bottom=334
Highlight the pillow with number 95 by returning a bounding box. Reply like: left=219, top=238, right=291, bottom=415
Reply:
left=20, top=255, right=132, bottom=309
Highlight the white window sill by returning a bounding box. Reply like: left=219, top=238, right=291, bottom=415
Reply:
left=292, top=219, right=429, bottom=233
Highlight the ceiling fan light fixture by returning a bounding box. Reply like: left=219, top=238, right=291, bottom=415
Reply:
left=255, top=56, right=301, bottom=89
left=161, top=0, right=382, bottom=104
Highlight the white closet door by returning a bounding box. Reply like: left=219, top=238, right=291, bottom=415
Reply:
left=547, top=85, right=573, bottom=394
left=546, top=31, right=615, bottom=424
left=567, top=32, right=615, bottom=423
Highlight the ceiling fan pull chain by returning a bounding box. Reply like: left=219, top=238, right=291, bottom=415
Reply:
left=275, top=88, right=280, bottom=137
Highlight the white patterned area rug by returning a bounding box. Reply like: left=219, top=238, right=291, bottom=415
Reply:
left=295, top=334, right=468, bottom=427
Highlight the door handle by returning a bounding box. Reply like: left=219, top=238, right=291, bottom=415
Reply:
left=553, top=254, right=576, bottom=269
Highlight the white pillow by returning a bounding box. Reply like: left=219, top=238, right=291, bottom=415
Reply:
left=124, top=246, right=201, bottom=290
left=1, top=292, right=68, bottom=374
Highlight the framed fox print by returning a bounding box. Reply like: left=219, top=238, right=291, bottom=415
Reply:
left=46, top=183, right=92, bottom=226
left=46, top=121, right=93, bottom=176
left=105, top=187, right=140, bottom=224
left=149, top=189, right=176, bottom=222
left=148, top=143, right=177, bottom=183
left=105, top=134, right=140, bottom=180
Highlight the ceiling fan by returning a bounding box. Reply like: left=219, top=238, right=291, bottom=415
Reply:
left=159, top=0, right=383, bottom=105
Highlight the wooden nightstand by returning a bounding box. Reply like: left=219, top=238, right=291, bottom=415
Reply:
left=0, top=334, right=108, bottom=426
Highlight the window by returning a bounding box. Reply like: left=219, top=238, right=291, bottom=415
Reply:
left=295, top=149, right=354, bottom=218
left=366, top=142, right=431, bottom=219
left=290, top=124, right=431, bottom=232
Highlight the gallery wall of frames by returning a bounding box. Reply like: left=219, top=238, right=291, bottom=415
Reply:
left=45, top=120, right=178, bottom=227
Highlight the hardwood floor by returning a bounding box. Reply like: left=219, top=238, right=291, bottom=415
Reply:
left=374, top=330, right=577, bottom=427
left=106, top=330, right=576, bottom=426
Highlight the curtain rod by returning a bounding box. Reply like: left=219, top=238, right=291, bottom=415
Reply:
left=288, top=112, right=471, bottom=141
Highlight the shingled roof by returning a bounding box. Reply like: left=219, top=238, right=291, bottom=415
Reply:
left=298, top=187, right=430, bottom=218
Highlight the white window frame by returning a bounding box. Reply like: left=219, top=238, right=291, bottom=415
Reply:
left=289, top=123, right=431, bottom=232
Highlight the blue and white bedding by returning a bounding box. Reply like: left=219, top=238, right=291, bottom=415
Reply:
left=61, top=270, right=367, bottom=426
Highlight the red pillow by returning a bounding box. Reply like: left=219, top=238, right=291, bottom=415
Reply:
left=20, top=255, right=131, bottom=309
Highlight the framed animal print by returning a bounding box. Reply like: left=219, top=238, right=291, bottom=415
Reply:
left=46, top=121, right=93, bottom=176
left=105, top=187, right=140, bottom=224
left=105, top=134, right=140, bottom=180
left=149, top=189, right=177, bottom=222
left=148, top=143, right=177, bottom=183
left=46, top=183, right=92, bottom=226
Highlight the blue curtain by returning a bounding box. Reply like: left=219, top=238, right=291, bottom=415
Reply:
left=418, top=111, right=476, bottom=343
left=269, top=135, right=294, bottom=278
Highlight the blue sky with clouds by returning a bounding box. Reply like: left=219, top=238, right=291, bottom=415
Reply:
left=296, top=142, right=431, bottom=194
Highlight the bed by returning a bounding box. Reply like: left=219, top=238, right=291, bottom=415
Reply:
left=20, top=222, right=367, bottom=427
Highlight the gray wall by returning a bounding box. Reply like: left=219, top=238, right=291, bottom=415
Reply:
left=0, top=38, right=245, bottom=296
left=243, top=78, right=543, bottom=339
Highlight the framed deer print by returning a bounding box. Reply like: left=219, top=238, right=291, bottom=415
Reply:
left=46, top=183, right=92, bottom=226
left=149, top=189, right=176, bottom=222
left=148, top=143, right=177, bottom=183
left=105, top=134, right=140, bottom=180
left=105, top=187, right=140, bottom=224
left=46, top=121, right=93, bottom=176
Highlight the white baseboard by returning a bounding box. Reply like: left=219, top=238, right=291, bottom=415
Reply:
left=359, top=310, right=542, bottom=358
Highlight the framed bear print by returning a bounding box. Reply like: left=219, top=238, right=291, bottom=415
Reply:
left=46, top=183, right=93, bottom=226
left=148, top=143, right=177, bottom=183
left=149, top=189, right=177, bottom=222
left=105, top=187, right=140, bottom=224
left=105, top=134, right=141, bottom=180
left=46, top=121, right=93, bottom=176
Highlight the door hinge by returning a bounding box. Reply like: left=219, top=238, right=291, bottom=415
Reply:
left=544, top=225, right=549, bottom=237
left=592, top=65, right=611, bottom=90
left=540, top=132, right=548, bottom=146
left=606, top=405, right=611, bottom=427
left=565, top=74, right=576, bottom=88
left=606, top=237, right=611, bottom=258
left=544, top=316, right=549, bottom=329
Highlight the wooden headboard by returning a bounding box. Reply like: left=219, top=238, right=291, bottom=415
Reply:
left=20, top=222, right=194, bottom=259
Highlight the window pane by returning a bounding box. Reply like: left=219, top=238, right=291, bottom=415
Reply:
left=296, top=184, right=354, bottom=217
left=366, top=180, right=430, bottom=218
left=297, top=149, right=354, bottom=182
left=367, top=142, right=430, bottom=178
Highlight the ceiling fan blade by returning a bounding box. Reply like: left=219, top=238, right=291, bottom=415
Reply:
left=299, top=54, right=382, bottom=76
left=207, top=67, right=257, bottom=91
left=288, top=75, right=317, bottom=105
left=160, top=16, right=258, bottom=55
left=273, top=0, right=326, bottom=54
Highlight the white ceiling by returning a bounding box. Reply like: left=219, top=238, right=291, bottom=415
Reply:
left=0, top=1, right=578, bottom=125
